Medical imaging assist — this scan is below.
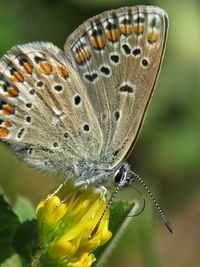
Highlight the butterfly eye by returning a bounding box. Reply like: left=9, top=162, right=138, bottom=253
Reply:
left=114, top=166, right=126, bottom=185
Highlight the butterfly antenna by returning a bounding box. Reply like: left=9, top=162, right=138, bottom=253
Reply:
left=128, top=185, right=146, bottom=217
left=130, top=171, right=173, bottom=233
left=111, top=185, right=146, bottom=220
left=89, top=185, right=120, bottom=239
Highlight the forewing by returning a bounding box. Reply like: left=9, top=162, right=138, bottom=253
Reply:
left=0, top=42, right=102, bottom=173
left=64, top=5, right=168, bottom=168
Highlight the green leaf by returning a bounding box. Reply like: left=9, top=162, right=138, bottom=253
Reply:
left=12, top=219, right=38, bottom=265
left=14, top=196, right=35, bottom=222
left=0, top=195, right=20, bottom=263
left=93, top=200, right=138, bottom=266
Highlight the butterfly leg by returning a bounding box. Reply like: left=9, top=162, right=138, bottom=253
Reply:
left=56, top=180, right=90, bottom=207
left=74, top=179, right=90, bottom=188
left=44, top=179, right=67, bottom=203
left=95, top=186, right=107, bottom=204
left=44, top=179, right=89, bottom=205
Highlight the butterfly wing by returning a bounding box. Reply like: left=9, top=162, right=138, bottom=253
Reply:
left=64, top=5, right=168, bottom=169
left=0, top=42, right=103, bottom=173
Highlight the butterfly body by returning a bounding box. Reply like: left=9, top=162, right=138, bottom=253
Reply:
left=0, top=6, right=168, bottom=187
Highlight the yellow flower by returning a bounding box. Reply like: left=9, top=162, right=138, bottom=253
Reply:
left=34, top=183, right=112, bottom=266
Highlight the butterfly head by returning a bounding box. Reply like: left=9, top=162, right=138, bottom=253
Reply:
left=113, top=163, right=134, bottom=189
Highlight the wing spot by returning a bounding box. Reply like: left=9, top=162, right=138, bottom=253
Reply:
left=120, top=85, right=133, bottom=93
left=74, top=43, right=91, bottom=65
left=64, top=132, right=69, bottom=138
left=1, top=103, right=15, bottom=116
left=122, top=44, right=131, bottom=55
left=36, top=81, right=44, bottom=87
left=121, top=18, right=131, bottom=25
left=134, top=16, right=145, bottom=24
left=150, top=17, right=157, bottom=28
left=119, top=81, right=135, bottom=95
left=110, top=54, right=119, bottom=64
left=22, top=63, right=33, bottom=74
left=83, top=124, right=90, bottom=132
left=4, top=121, right=11, bottom=127
left=120, top=25, right=132, bottom=36
left=6, top=85, right=19, bottom=98
left=34, top=56, right=46, bottom=64
left=105, top=29, right=119, bottom=42
left=104, top=18, right=119, bottom=42
left=2, top=82, right=9, bottom=92
left=8, top=68, right=24, bottom=82
left=56, top=66, right=69, bottom=80
left=89, top=27, right=106, bottom=50
left=25, top=115, right=32, bottom=123
left=91, top=28, right=103, bottom=37
left=26, top=103, right=32, bottom=109
left=141, top=58, right=149, bottom=67
left=106, top=22, right=117, bottom=31
left=17, top=55, right=28, bottom=66
left=53, top=142, right=58, bottom=148
left=74, top=95, right=81, bottom=106
left=147, top=32, right=158, bottom=44
left=132, top=48, right=141, bottom=56
left=115, top=110, right=121, bottom=121
left=84, top=72, right=98, bottom=83
left=17, top=127, right=25, bottom=139
left=29, top=89, right=35, bottom=95
left=39, top=63, right=52, bottom=75
left=134, top=24, right=144, bottom=34
left=54, top=85, right=63, bottom=92
left=90, top=36, right=106, bottom=50
left=0, top=127, right=8, bottom=137
left=100, top=65, right=111, bottom=76
left=133, top=13, right=145, bottom=35
left=28, top=148, right=33, bottom=155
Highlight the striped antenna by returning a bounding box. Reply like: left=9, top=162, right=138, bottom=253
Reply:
left=130, top=171, right=173, bottom=233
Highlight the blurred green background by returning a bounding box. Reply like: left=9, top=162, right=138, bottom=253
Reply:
left=0, top=0, right=199, bottom=266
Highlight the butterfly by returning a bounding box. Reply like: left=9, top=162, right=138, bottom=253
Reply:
left=0, top=5, right=169, bottom=226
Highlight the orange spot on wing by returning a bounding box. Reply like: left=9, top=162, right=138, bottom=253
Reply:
left=0, top=128, right=8, bottom=137
left=90, top=36, right=106, bottom=49
left=56, top=66, right=69, bottom=79
left=7, top=86, right=19, bottom=97
left=96, top=36, right=106, bottom=48
left=22, top=63, right=33, bottom=74
left=76, top=53, right=84, bottom=64
left=4, top=121, right=11, bottom=127
left=147, top=32, right=158, bottom=43
left=106, top=30, right=119, bottom=41
left=120, top=26, right=132, bottom=36
left=9, top=72, right=24, bottom=82
left=76, top=50, right=91, bottom=64
left=39, top=63, right=52, bottom=75
left=134, top=24, right=144, bottom=34
left=84, top=50, right=90, bottom=59
left=2, top=104, right=15, bottom=115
